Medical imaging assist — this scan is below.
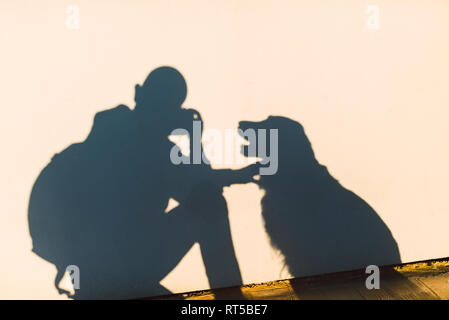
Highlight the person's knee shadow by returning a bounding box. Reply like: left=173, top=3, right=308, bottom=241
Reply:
left=239, top=116, right=401, bottom=289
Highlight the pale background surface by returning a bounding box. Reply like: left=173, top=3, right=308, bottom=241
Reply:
left=1, top=0, right=448, bottom=299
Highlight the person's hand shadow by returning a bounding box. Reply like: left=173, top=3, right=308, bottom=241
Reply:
left=233, top=162, right=261, bottom=184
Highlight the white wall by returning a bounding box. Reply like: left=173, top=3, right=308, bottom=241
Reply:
left=1, top=0, right=448, bottom=299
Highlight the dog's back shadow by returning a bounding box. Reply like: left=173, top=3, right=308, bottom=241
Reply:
left=240, top=116, right=401, bottom=279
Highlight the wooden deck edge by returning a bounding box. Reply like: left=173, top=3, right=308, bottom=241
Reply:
left=141, top=257, right=449, bottom=300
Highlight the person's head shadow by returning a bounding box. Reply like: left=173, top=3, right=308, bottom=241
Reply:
left=28, top=66, right=244, bottom=299
left=239, top=116, right=401, bottom=281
